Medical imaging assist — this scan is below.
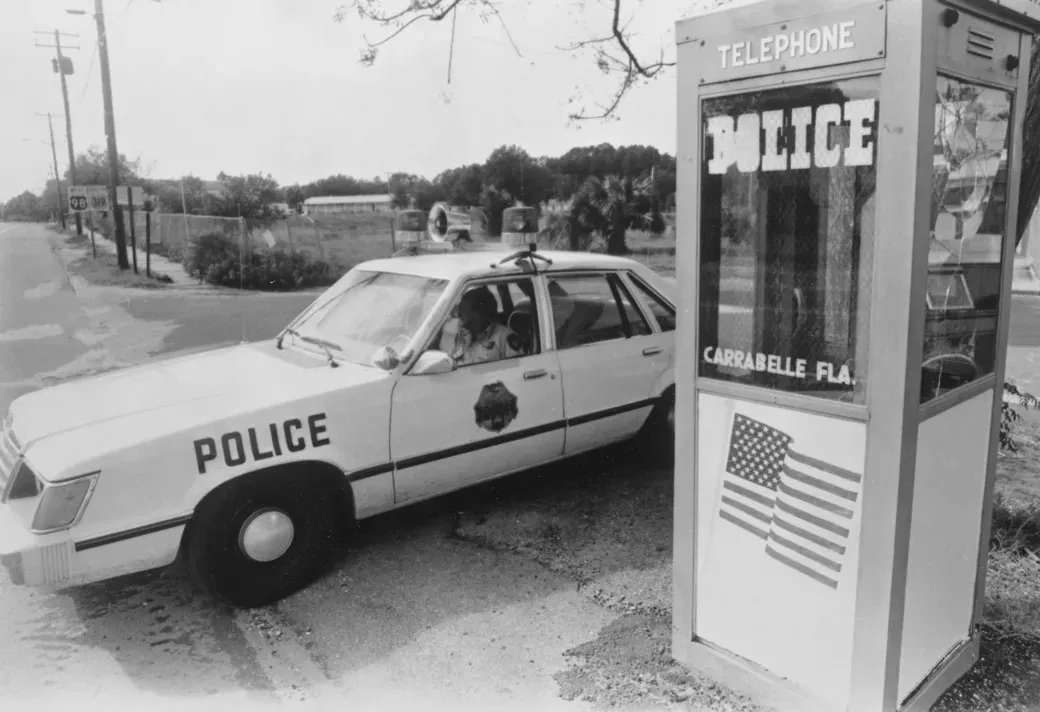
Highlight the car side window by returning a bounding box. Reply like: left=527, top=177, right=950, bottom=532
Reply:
left=430, top=277, right=541, bottom=367
left=547, top=273, right=652, bottom=350
left=627, top=273, right=676, bottom=332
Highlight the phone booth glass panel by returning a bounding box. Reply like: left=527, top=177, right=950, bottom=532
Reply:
left=700, top=78, right=878, bottom=404
left=922, top=76, right=1013, bottom=403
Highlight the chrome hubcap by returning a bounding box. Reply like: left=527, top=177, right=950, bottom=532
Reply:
left=238, top=508, right=295, bottom=563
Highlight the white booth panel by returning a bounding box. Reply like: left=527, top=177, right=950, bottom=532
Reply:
left=696, top=392, right=867, bottom=707
left=898, top=388, right=995, bottom=702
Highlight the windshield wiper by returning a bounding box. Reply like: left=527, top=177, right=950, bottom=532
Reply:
left=300, top=335, right=341, bottom=368
left=276, top=326, right=301, bottom=350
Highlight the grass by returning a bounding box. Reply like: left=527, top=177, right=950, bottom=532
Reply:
left=927, top=408, right=1040, bottom=711
left=63, top=232, right=173, bottom=288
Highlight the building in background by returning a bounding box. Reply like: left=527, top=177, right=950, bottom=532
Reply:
left=303, top=194, right=394, bottom=216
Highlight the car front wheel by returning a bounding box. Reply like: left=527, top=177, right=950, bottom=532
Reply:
left=186, top=476, right=340, bottom=608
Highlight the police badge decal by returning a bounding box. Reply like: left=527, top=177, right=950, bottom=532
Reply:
left=474, top=381, right=519, bottom=433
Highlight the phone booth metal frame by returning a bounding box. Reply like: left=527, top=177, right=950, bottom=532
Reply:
left=671, top=1, right=1040, bottom=710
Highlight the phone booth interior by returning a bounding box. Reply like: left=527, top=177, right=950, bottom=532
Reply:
left=671, top=1, right=1039, bottom=711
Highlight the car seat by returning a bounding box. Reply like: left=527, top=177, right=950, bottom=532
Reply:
left=507, top=300, right=536, bottom=355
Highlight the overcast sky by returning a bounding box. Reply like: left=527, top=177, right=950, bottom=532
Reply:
left=0, top=0, right=745, bottom=203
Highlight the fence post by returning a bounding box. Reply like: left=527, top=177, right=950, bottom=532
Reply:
left=286, top=218, right=295, bottom=255
left=128, top=193, right=139, bottom=274
left=88, top=211, right=96, bottom=258
left=390, top=217, right=396, bottom=254
left=145, top=211, right=151, bottom=277
left=314, top=220, right=326, bottom=261
left=239, top=217, right=246, bottom=291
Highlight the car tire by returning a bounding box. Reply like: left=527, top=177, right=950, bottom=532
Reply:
left=186, top=475, right=341, bottom=608
left=639, top=387, right=675, bottom=464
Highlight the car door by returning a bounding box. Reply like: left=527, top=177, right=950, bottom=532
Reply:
left=390, top=274, right=565, bottom=505
left=547, top=270, right=667, bottom=457
left=622, top=268, right=677, bottom=369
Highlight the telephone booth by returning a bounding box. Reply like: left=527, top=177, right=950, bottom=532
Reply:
left=671, top=1, right=1040, bottom=710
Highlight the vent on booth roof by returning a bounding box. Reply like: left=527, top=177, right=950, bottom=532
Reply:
left=966, top=26, right=996, bottom=59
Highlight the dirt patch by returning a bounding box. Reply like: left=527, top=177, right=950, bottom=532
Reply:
left=63, top=233, right=173, bottom=288
left=453, top=446, right=673, bottom=617
left=555, top=613, right=769, bottom=712
left=451, top=423, right=1040, bottom=712
left=933, top=622, right=1040, bottom=711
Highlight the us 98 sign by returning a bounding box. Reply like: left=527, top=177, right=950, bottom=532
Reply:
left=68, top=185, right=109, bottom=213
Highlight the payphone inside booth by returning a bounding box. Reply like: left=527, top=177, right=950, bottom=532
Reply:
left=672, top=1, right=1040, bottom=712
left=698, top=78, right=877, bottom=404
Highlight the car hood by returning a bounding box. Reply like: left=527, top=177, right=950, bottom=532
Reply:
left=8, top=341, right=381, bottom=448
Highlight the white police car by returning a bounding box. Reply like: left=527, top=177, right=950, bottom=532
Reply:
left=0, top=245, right=676, bottom=607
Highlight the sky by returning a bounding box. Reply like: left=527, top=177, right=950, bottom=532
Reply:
left=0, top=0, right=745, bottom=203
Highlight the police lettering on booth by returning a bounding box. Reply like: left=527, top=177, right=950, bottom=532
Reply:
left=702, top=346, right=854, bottom=387
left=193, top=413, right=331, bottom=475
left=705, top=99, right=878, bottom=175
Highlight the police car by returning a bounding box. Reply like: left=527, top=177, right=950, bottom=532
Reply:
left=0, top=245, right=676, bottom=608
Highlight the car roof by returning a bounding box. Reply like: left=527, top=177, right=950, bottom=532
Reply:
left=358, top=248, right=653, bottom=282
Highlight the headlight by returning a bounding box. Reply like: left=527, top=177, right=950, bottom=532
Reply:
left=31, top=472, right=99, bottom=533
left=5, top=460, right=42, bottom=500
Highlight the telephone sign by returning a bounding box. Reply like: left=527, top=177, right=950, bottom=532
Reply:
left=68, top=185, right=109, bottom=213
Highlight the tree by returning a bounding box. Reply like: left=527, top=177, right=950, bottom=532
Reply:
left=434, top=163, right=484, bottom=205
left=564, top=175, right=632, bottom=254
left=65, top=146, right=141, bottom=186
left=479, top=184, right=514, bottom=237
left=334, top=0, right=696, bottom=121
left=482, top=145, right=555, bottom=208
left=285, top=184, right=305, bottom=211
left=142, top=175, right=209, bottom=214
left=2, top=190, right=48, bottom=222
left=210, top=172, right=285, bottom=229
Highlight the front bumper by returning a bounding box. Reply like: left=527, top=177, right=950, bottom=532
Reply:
left=0, top=505, right=73, bottom=587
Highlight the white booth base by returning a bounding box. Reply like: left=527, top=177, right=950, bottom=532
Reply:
left=672, top=633, right=979, bottom=712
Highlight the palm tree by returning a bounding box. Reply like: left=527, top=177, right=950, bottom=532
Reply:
left=563, top=175, right=632, bottom=255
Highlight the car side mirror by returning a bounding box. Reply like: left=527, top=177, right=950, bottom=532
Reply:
left=411, top=350, right=454, bottom=375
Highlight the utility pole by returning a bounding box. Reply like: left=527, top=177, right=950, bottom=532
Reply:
left=94, top=0, right=130, bottom=269
left=35, top=29, right=82, bottom=236
left=36, top=113, right=66, bottom=229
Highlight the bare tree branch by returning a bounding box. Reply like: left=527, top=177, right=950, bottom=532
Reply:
left=336, top=0, right=673, bottom=121
left=563, top=0, right=674, bottom=121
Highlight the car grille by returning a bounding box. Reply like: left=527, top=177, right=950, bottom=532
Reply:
left=0, top=421, right=21, bottom=495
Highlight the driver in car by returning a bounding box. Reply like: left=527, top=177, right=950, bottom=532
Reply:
left=451, top=286, right=523, bottom=366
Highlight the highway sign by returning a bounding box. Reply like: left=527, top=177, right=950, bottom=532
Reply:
left=69, top=185, right=109, bottom=213
left=116, top=185, right=145, bottom=206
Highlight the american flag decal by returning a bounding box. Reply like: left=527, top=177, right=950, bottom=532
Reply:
left=718, top=413, right=863, bottom=590
left=719, top=414, right=791, bottom=540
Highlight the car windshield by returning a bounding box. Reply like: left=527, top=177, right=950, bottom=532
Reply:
left=291, top=269, right=449, bottom=366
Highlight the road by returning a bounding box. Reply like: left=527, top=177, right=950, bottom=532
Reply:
left=1, top=223, right=651, bottom=711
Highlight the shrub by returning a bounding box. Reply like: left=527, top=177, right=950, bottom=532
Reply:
left=182, top=232, right=338, bottom=291
left=649, top=210, right=666, bottom=235
left=1001, top=381, right=1040, bottom=452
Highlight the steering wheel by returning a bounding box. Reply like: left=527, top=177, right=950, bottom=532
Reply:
left=921, top=352, right=979, bottom=398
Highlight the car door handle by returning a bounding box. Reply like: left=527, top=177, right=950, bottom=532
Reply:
left=523, top=369, right=548, bottom=381
left=642, top=346, right=662, bottom=357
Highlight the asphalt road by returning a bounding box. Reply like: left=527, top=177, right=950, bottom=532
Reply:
left=0, top=222, right=630, bottom=710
